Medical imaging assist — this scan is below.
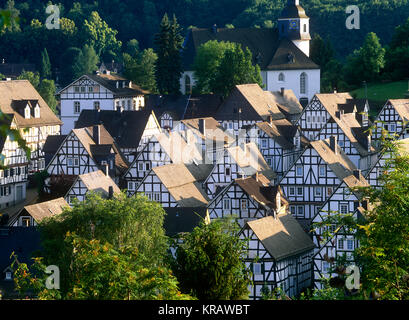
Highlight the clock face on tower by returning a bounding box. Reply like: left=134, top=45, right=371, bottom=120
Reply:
left=289, top=19, right=299, bottom=30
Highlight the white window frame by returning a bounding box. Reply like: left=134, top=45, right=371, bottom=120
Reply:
left=296, top=165, right=303, bottom=177
left=74, top=101, right=81, bottom=114
left=223, top=198, right=231, bottom=210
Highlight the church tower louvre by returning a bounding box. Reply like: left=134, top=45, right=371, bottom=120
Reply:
left=277, top=0, right=311, bottom=57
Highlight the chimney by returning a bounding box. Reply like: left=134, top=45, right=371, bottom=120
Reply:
left=108, top=185, right=114, bottom=199
left=353, top=169, right=361, bottom=180
left=93, top=125, right=100, bottom=145
left=280, top=87, right=285, bottom=96
left=198, top=119, right=205, bottom=135
left=329, top=136, right=337, bottom=154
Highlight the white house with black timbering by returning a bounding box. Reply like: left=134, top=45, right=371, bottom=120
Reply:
left=45, top=125, right=129, bottom=194
left=207, top=173, right=283, bottom=228
left=180, top=0, right=320, bottom=104
left=123, top=131, right=202, bottom=194
left=75, top=109, right=162, bottom=163
left=245, top=118, right=307, bottom=179
left=58, top=72, right=148, bottom=134
left=0, top=80, right=62, bottom=174
left=0, top=117, right=29, bottom=210
left=366, top=138, right=409, bottom=188
left=279, top=136, right=358, bottom=225
left=174, top=117, right=236, bottom=165
left=311, top=171, right=369, bottom=289
left=241, top=214, right=315, bottom=299
left=372, top=99, right=409, bottom=143
left=135, top=163, right=211, bottom=208
left=203, top=142, right=275, bottom=199
left=65, top=170, right=121, bottom=206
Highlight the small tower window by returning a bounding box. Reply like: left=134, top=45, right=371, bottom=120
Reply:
left=185, top=75, right=192, bottom=94
left=278, top=73, right=285, bottom=82
left=304, top=24, right=307, bottom=33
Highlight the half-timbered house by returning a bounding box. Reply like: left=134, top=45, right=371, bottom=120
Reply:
left=135, top=163, right=211, bottom=208
left=245, top=118, right=307, bottom=179
left=0, top=80, right=62, bottom=174
left=123, top=131, right=203, bottom=194
left=207, top=173, right=286, bottom=227
left=311, top=170, right=369, bottom=289
left=65, top=170, right=121, bottom=205
left=373, top=99, right=409, bottom=142
left=279, top=136, right=358, bottom=225
left=9, top=197, right=69, bottom=227
left=240, top=214, right=315, bottom=299
left=45, top=124, right=129, bottom=194
left=57, top=72, right=148, bottom=134
left=75, top=109, right=162, bottom=163
left=203, top=142, right=275, bottom=198
left=0, top=116, right=29, bottom=210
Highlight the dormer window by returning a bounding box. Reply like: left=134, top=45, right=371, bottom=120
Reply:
left=5, top=271, right=12, bottom=281
left=34, top=104, right=40, bottom=118
left=24, top=105, right=31, bottom=119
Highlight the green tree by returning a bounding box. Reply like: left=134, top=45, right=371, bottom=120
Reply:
left=123, top=48, right=158, bottom=92
left=193, top=40, right=236, bottom=94
left=83, top=11, right=122, bottom=59
left=310, top=34, right=334, bottom=73
left=72, top=44, right=99, bottom=79
left=154, top=13, right=184, bottom=95
left=40, top=48, right=52, bottom=79
left=17, top=70, right=40, bottom=89
left=210, top=43, right=263, bottom=97
left=59, top=47, right=82, bottom=85
left=38, top=79, right=57, bottom=114
left=0, top=0, right=20, bottom=33
left=172, top=218, right=251, bottom=299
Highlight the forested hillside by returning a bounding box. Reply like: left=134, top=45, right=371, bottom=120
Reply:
left=1, top=0, right=409, bottom=59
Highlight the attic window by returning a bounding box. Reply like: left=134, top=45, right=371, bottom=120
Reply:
left=24, top=105, right=31, bottom=119
left=34, top=105, right=40, bottom=118
left=5, top=271, right=12, bottom=280
left=287, top=53, right=295, bottom=63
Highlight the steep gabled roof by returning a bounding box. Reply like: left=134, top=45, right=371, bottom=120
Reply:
left=0, top=80, right=61, bottom=128
left=152, top=163, right=210, bottom=207
left=43, top=135, right=67, bottom=154
left=227, top=142, right=276, bottom=180
left=164, top=207, right=209, bottom=236
left=19, top=198, right=69, bottom=223
left=270, top=89, right=303, bottom=115
left=247, top=214, right=315, bottom=261
left=388, top=99, right=409, bottom=122
left=255, top=119, right=299, bottom=150
left=71, top=170, right=120, bottom=198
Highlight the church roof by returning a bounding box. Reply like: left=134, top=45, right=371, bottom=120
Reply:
left=182, top=28, right=318, bottom=71
left=278, top=1, right=309, bottom=19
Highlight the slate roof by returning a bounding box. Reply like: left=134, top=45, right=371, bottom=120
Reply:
left=0, top=80, right=62, bottom=128
left=163, top=207, right=209, bottom=237
left=279, top=1, right=309, bottom=19
left=388, top=99, right=409, bottom=122
left=152, top=163, right=210, bottom=207
left=0, top=63, right=36, bottom=78
left=246, top=214, right=315, bottom=261
left=270, top=89, right=303, bottom=115
left=227, top=142, right=276, bottom=180
left=14, top=198, right=69, bottom=224
left=75, top=109, right=158, bottom=149
left=216, top=84, right=287, bottom=122
left=70, top=170, right=121, bottom=198
left=43, top=135, right=67, bottom=154
left=182, top=28, right=318, bottom=71
left=84, top=73, right=148, bottom=96
left=255, top=119, right=300, bottom=150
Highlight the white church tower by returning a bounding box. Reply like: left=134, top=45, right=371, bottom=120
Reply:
left=277, top=0, right=311, bottom=57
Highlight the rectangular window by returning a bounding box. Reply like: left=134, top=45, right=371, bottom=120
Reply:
left=327, top=187, right=333, bottom=197
left=128, top=182, right=135, bottom=190
left=315, top=187, right=322, bottom=197
left=74, top=86, right=80, bottom=93
left=261, top=139, right=268, bottom=149
left=319, top=165, right=326, bottom=177
left=290, top=206, right=296, bottom=215
left=347, top=240, right=354, bottom=250
left=68, top=195, right=76, bottom=204
left=297, top=206, right=304, bottom=216
left=289, top=187, right=295, bottom=196
left=153, top=192, right=161, bottom=202
left=73, top=158, right=79, bottom=167
left=145, top=162, right=151, bottom=171
left=296, top=165, right=303, bottom=177
left=323, top=261, right=330, bottom=273
left=74, top=101, right=81, bottom=114
left=225, top=167, right=231, bottom=176
left=223, top=198, right=231, bottom=210
left=339, top=140, right=344, bottom=148
left=297, top=187, right=303, bottom=196
left=94, top=101, right=100, bottom=110
left=340, top=204, right=348, bottom=214
left=67, top=158, right=73, bottom=166
left=338, top=239, right=344, bottom=250
left=138, top=162, right=144, bottom=171
left=253, top=263, right=262, bottom=275
left=80, top=86, right=86, bottom=93
left=21, top=217, right=31, bottom=227
left=241, top=199, right=248, bottom=210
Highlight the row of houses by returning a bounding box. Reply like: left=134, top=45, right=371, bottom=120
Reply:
left=1, top=74, right=408, bottom=299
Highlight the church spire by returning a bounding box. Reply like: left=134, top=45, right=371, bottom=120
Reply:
left=277, top=0, right=311, bottom=56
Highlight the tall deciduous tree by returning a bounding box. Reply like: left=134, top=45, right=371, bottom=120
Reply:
left=72, top=44, right=99, bottom=79
left=172, top=218, right=251, bottom=299
left=210, top=43, right=263, bottom=97
left=38, top=79, right=57, bottom=114
left=193, top=40, right=236, bottom=94
left=154, top=13, right=184, bottom=95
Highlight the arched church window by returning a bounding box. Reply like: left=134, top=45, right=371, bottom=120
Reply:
left=185, top=75, right=192, bottom=94
left=278, top=73, right=285, bottom=82
left=300, top=72, right=307, bottom=94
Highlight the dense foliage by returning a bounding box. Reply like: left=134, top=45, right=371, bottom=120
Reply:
left=172, top=218, right=251, bottom=300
